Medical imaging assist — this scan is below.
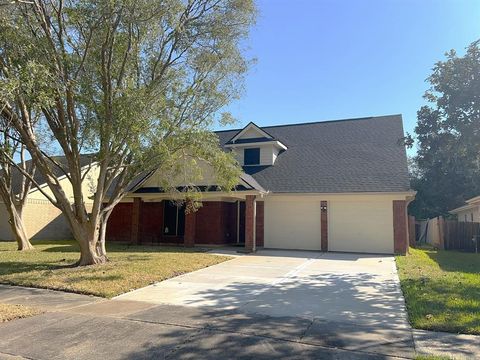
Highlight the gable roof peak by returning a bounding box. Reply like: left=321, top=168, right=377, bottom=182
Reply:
left=227, top=122, right=275, bottom=144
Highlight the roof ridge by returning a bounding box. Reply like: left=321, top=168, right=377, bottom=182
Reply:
left=214, top=114, right=402, bottom=133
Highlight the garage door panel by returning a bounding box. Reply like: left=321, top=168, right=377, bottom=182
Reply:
left=329, top=201, right=393, bottom=254
left=264, top=200, right=321, bottom=250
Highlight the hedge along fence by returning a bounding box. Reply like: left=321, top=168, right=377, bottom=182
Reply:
left=444, top=219, right=480, bottom=252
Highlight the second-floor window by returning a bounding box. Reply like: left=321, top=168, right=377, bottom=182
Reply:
left=244, top=148, right=260, bottom=165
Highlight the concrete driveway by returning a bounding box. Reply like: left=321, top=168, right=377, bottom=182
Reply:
left=115, top=249, right=414, bottom=357
left=0, top=250, right=415, bottom=359
left=117, top=250, right=409, bottom=327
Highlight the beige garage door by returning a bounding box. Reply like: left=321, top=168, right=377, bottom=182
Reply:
left=264, top=199, right=321, bottom=250
left=329, top=200, right=394, bottom=254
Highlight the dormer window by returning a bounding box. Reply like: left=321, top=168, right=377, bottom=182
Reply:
left=225, top=122, right=287, bottom=166
left=244, top=148, right=260, bottom=166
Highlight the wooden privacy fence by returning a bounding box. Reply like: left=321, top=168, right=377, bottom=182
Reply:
left=416, top=217, right=480, bottom=252
left=444, top=219, right=480, bottom=252
left=416, top=217, right=443, bottom=249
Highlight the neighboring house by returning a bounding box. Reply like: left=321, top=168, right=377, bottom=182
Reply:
left=450, top=196, right=480, bottom=222
left=0, top=155, right=98, bottom=241
left=106, top=114, right=415, bottom=254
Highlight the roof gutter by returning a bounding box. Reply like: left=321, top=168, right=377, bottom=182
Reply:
left=450, top=203, right=478, bottom=214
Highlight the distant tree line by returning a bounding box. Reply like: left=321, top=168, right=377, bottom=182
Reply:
left=408, top=40, right=480, bottom=219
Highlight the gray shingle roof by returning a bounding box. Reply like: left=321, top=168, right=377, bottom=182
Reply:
left=17, top=115, right=409, bottom=196
left=11, top=154, right=95, bottom=195
left=216, top=115, right=410, bottom=193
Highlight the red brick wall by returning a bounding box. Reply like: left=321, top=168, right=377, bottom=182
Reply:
left=195, top=202, right=224, bottom=244
left=193, top=200, right=260, bottom=246
left=107, top=201, right=166, bottom=244
left=195, top=202, right=237, bottom=245
left=320, top=201, right=328, bottom=251
left=238, top=201, right=245, bottom=243
left=106, top=203, right=133, bottom=242
left=184, top=204, right=196, bottom=247
left=393, top=200, right=408, bottom=255
left=159, top=235, right=184, bottom=245
left=140, top=202, right=164, bottom=243
left=131, top=198, right=142, bottom=244
left=107, top=200, right=244, bottom=246
left=256, top=201, right=264, bottom=247
left=223, top=202, right=237, bottom=244
left=245, top=195, right=255, bottom=252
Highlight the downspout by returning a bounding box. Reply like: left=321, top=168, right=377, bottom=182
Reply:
left=405, top=194, right=416, bottom=250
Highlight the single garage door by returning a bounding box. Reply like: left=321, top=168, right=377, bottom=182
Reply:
left=264, top=199, right=321, bottom=250
left=329, top=200, right=394, bottom=254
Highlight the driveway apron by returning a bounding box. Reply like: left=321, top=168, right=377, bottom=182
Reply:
left=115, top=250, right=415, bottom=358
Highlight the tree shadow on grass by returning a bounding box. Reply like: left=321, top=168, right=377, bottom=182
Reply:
left=400, top=276, right=480, bottom=334
left=106, top=244, right=211, bottom=254
left=39, top=245, right=80, bottom=253
left=65, top=274, right=124, bottom=282
left=0, top=261, right=79, bottom=276
left=39, top=242, right=208, bottom=255
left=426, top=250, right=480, bottom=274
left=0, top=246, right=213, bottom=278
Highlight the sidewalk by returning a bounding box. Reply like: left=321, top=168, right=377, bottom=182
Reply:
left=1, top=284, right=480, bottom=359
left=0, top=284, right=397, bottom=359
left=0, top=284, right=102, bottom=311
left=414, top=329, right=480, bottom=359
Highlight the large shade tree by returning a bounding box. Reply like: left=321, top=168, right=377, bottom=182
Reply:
left=0, top=120, right=36, bottom=250
left=0, top=0, right=255, bottom=265
left=409, top=40, right=480, bottom=219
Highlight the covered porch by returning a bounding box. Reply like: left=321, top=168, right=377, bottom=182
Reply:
left=106, top=192, right=264, bottom=253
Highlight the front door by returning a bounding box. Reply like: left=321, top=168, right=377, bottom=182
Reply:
left=163, top=201, right=185, bottom=240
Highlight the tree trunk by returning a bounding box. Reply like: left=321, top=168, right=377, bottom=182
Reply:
left=77, top=237, right=108, bottom=266
left=96, top=214, right=110, bottom=261
left=12, top=221, right=33, bottom=251
left=71, top=221, right=108, bottom=266
left=7, top=204, right=34, bottom=251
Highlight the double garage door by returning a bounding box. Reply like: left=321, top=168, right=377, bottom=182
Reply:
left=263, top=198, right=394, bottom=254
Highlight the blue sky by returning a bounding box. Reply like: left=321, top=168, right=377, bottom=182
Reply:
left=224, top=0, right=480, bottom=154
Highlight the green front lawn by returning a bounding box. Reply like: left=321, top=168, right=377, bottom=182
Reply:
left=0, top=240, right=230, bottom=298
left=396, top=247, right=480, bottom=334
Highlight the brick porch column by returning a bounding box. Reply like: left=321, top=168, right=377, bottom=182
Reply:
left=184, top=202, right=196, bottom=247
left=393, top=200, right=408, bottom=254
left=321, top=201, right=328, bottom=251
left=131, top=197, right=142, bottom=245
left=245, top=195, right=256, bottom=253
